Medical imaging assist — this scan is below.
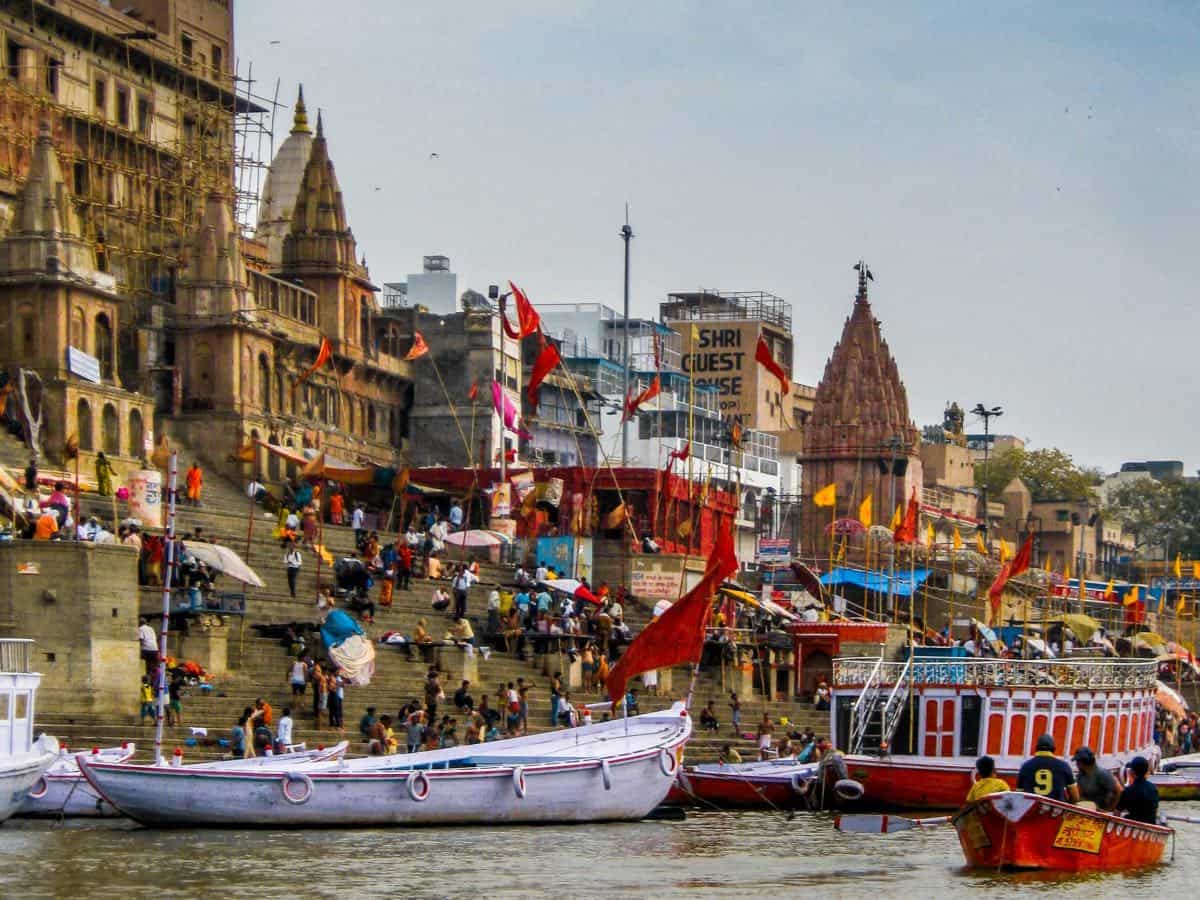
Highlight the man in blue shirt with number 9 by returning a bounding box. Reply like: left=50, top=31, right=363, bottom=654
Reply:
left=1017, top=734, right=1080, bottom=802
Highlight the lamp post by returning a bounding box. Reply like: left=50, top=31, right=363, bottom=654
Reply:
left=971, top=404, right=1003, bottom=539
left=881, top=435, right=904, bottom=616
left=620, top=211, right=633, bottom=466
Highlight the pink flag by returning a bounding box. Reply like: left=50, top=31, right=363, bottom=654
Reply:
left=491, top=381, right=532, bottom=441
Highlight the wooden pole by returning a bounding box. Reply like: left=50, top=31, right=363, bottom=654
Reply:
left=153, top=451, right=179, bottom=765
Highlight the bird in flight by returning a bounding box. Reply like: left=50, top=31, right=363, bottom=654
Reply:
left=269, top=40, right=281, bottom=45
left=430, top=152, right=440, bottom=159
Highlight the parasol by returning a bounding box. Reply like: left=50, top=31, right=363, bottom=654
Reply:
left=444, top=529, right=511, bottom=548
left=1157, top=680, right=1189, bottom=718
left=827, top=518, right=866, bottom=537
left=1054, top=613, right=1101, bottom=640
left=866, top=525, right=894, bottom=543
left=540, top=578, right=600, bottom=604
left=184, top=541, right=265, bottom=588
left=1134, top=631, right=1167, bottom=652
left=971, top=618, right=1005, bottom=654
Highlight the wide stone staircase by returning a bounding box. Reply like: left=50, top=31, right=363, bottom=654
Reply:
left=1, top=428, right=825, bottom=764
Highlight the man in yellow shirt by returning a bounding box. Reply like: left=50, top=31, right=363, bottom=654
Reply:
left=966, top=755, right=1011, bottom=802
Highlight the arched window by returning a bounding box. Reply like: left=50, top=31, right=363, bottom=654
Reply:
left=16, top=303, right=36, bottom=358
left=258, top=353, right=271, bottom=411
left=360, top=306, right=371, bottom=350
left=343, top=392, right=354, bottom=431
left=76, top=398, right=94, bottom=452
left=70, top=307, right=86, bottom=350
left=94, top=313, right=113, bottom=380
left=128, top=408, right=144, bottom=458
left=367, top=404, right=376, bottom=435
left=275, top=372, right=285, bottom=415
left=250, top=428, right=262, bottom=476
left=193, top=342, right=213, bottom=397
left=101, top=402, right=119, bottom=455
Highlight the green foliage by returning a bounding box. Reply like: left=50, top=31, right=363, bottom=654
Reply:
left=1103, top=477, right=1200, bottom=557
left=974, top=447, right=1097, bottom=502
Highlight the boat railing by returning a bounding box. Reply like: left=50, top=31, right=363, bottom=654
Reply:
left=879, top=655, right=913, bottom=749
left=0, top=639, right=33, bottom=674
left=848, top=656, right=884, bottom=754
left=832, top=656, right=1158, bottom=691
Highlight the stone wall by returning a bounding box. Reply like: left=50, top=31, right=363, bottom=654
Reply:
left=0, top=542, right=140, bottom=717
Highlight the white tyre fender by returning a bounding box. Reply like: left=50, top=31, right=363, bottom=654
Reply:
left=600, top=758, right=613, bottom=791
left=790, top=771, right=811, bottom=794
left=513, top=766, right=527, bottom=799
left=408, top=771, right=431, bottom=802
left=281, top=771, right=313, bottom=805
left=28, top=777, right=48, bottom=799
left=834, top=778, right=864, bottom=801
left=659, top=748, right=679, bottom=777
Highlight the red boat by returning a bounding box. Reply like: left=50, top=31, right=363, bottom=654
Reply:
left=952, top=791, right=1172, bottom=871
left=668, top=759, right=818, bottom=808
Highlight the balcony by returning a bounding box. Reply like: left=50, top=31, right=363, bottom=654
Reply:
left=832, top=656, right=1157, bottom=691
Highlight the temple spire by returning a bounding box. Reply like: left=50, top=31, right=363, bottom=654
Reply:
left=316, top=109, right=324, bottom=139
left=292, top=84, right=310, bottom=134
left=853, top=259, right=873, bottom=303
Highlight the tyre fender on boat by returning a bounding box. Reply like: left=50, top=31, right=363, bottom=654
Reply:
left=280, top=771, right=313, bottom=805
left=513, top=766, right=527, bottom=799
left=791, top=771, right=811, bottom=794
left=408, top=771, right=431, bottom=802
left=600, top=759, right=613, bottom=791
left=659, top=748, right=679, bottom=777
left=28, top=777, right=48, bottom=800
left=834, top=778, right=864, bottom=801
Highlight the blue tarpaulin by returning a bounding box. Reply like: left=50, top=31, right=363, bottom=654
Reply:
left=819, top=568, right=932, bottom=597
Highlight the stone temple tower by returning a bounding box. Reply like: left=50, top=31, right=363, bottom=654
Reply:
left=800, top=263, right=922, bottom=561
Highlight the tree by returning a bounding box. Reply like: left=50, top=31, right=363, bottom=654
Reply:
left=974, top=447, right=1098, bottom=502
left=1104, top=477, right=1200, bottom=558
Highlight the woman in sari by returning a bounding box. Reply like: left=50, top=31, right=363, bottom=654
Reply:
left=94, top=452, right=117, bottom=497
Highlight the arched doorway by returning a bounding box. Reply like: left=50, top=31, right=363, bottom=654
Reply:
left=101, top=403, right=119, bottom=455
left=128, top=408, right=144, bottom=458
left=801, top=650, right=833, bottom=700
left=258, top=354, right=271, bottom=411
left=193, top=342, right=213, bottom=400
left=94, top=313, right=114, bottom=380
left=76, top=398, right=94, bottom=452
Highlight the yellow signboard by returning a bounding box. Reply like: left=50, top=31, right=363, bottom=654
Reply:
left=1052, top=813, right=1105, bottom=854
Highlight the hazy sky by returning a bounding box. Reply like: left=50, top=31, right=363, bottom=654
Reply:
left=237, top=2, right=1200, bottom=474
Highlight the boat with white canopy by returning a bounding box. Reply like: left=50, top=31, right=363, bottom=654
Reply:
left=0, top=639, right=58, bottom=823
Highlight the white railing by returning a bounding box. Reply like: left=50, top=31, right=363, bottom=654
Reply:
left=833, top=656, right=1158, bottom=691
left=0, top=639, right=33, bottom=674
left=879, top=656, right=913, bottom=749
left=848, top=656, right=884, bottom=754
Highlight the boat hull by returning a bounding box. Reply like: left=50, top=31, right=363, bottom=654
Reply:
left=1149, top=772, right=1200, bottom=801
left=0, top=736, right=59, bottom=823
left=670, top=761, right=817, bottom=809
left=953, top=792, right=1170, bottom=871
left=79, top=712, right=690, bottom=828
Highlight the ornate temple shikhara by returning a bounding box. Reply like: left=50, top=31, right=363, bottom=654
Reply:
left=800, top=263, right=923, bottom=558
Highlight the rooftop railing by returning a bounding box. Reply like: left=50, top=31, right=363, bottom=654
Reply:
left=0, top=639, right=33, bottom=674
left=832, top=656, right=1157, bottom=691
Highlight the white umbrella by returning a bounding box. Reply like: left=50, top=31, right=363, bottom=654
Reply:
left=184, top=541, right=265, bottom=588
left=541, top=578, right=600, bottom=604
left=444, top=529, right=510, bottom=548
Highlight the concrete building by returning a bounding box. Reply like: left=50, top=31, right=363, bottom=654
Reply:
left=399, top=255, right=457, bottom=315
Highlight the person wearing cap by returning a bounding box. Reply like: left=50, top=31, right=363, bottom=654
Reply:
left=966, top=755, right=1011, bottom=802
left=1016, top=734, right=1079, bottom=802
left=1073, top=746, right=1119, bottom=811
left=1116, top=757, right=1159, bottom=824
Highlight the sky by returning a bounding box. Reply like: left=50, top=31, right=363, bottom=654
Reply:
left=236, top=2, right=1200, bottom=475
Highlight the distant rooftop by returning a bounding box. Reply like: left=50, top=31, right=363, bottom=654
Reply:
left=661, top=290, right=792, bottom=332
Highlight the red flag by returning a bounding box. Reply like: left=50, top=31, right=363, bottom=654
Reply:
left=293, top=337, right=333, bottom=391
left=755, top=334, right=790, bottom=395
left=621, top=375, right=661, bottom=422
left=468, top=380, right=479, bottom=401
left=987, top=532, right=1034, bottom=611
left=665, top=441, right=690, bottom=474
left=502, top=281, right=541, bottom=340
left=893, top=488, right=918, bottom=543
left=526, top=340, right=561, bottom=407
left=606, top=523, right=738, bottom=704
left=403, top=332, right=429, bottom=361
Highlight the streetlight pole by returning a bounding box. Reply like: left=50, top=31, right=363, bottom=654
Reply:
left=971, top=404, right=1003, bottom=540
left=882, top=435, right=903, bottom=617
left=620, top=209, right=633, bottom=466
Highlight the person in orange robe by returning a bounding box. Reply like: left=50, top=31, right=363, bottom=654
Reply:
left=185, top=462, right=203, bottom=506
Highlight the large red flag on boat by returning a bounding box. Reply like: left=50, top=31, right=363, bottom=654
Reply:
left=755, top=334, right=789, bottom=395
left=526, top=340, right=561, bottom=407
left=892, top=488, right=918, bottom=543
left=293, top=336, right=332, bottom=391
left=502, top=281, right=541, bottom=340
left=987, top=532, right=1034, bottom=611
left=621, top=375, right=661, bottom=422
left=605, top=523, right=739, bottom=705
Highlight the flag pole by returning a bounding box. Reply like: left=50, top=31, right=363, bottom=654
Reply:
left=153, top=451, right=178, bottom=765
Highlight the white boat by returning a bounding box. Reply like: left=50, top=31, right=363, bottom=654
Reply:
left=19, top=741, right=349, bottom=818
left=0, top=639, right=58, bottom=823
left=78, top=704, right=692, bottom=827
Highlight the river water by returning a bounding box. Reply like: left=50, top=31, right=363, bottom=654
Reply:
left=2, top=805, right=1198, bottom=898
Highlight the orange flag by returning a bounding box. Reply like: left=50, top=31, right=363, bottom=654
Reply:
left=294, top=337, right=333, bottom=390
left=606, top=522, right=738, bottom=703
left=526, top=340, right=561, bottom=407
left=755, top=334, right=790, bottom=395
left=988, top=532, right=1034, bottom=611
left=621, top=375, right=662, bottom=422
left=404, top=332, right=429, bottom=361
left=893, top=489, right=918, bottom=543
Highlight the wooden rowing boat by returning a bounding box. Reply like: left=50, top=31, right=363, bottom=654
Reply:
left=669, top=758, right=819, bottom=808
left=952, top=791, right=1171, bottom=871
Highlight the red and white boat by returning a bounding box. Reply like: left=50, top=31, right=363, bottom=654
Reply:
left=829, top=654, right=1160, bottom=809
left=668, top=757, right=819, bottom=808
left=953, top=791, right=1171, bottom=871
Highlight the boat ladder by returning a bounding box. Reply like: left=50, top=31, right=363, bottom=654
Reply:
left=848, top=656, right=884, bottom=755
left=878, top=655, right=913, bottom=752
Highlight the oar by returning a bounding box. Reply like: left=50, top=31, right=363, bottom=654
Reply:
left=835, top=813, right=952, bottom=833
left=1165, top=814, right=1200, bottom=825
